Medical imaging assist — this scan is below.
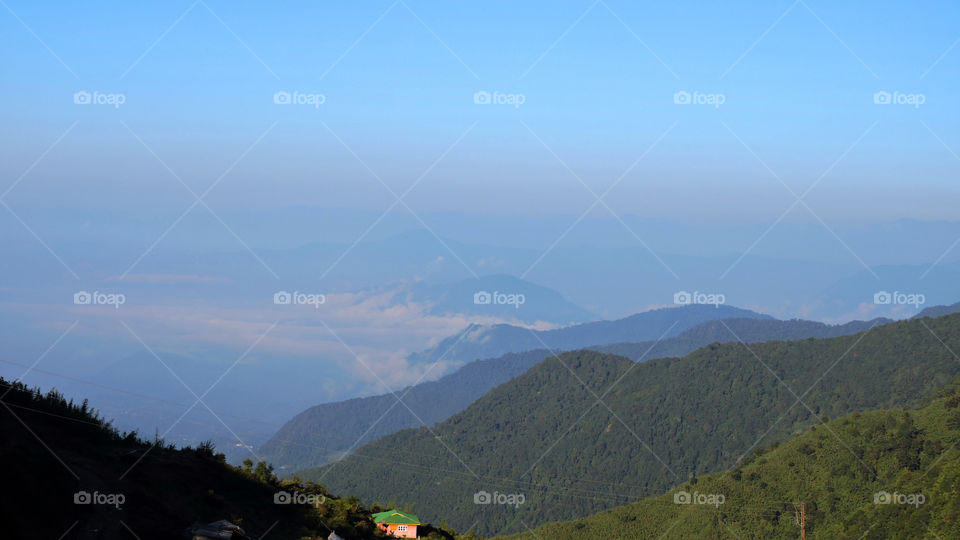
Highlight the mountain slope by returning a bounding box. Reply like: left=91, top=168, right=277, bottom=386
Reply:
left=261, top=314, right=888, bottom=472
left=302, top=313, right=960, bottom=536
left=0, top=377, right=453, bottom=540
left=262, top=349, right=555, bottom=471
left=505, top=381, right=960, bottom=539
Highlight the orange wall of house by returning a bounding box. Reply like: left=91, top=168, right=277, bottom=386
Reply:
left=378, top=522, right=418, bottom=538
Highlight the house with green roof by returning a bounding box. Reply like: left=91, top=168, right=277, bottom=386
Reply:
left=372, top=509, right=420, bottom=538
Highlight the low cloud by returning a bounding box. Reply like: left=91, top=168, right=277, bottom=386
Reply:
left=5, top=288, right=547, bottom=392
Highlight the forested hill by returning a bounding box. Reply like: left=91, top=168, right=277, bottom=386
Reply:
left=504, top=380, right=960, bottom=539
left=261, top=349, right=556, bottom=471
left=261, top=315, right=887, bottom=473
left=302, top=313, right=960, bottom=536
left=0, top=377, right=458, bottom=540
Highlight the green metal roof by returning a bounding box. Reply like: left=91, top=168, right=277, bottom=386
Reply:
left=372, top=510, right=420, bottom=525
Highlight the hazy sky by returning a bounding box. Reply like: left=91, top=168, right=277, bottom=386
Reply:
left=3, top=2, right=959, bottom=454
left=2, top=0, right=958, bottom=225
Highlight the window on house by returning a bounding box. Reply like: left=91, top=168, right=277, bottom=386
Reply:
left=397, top=525, right=407, bottom=532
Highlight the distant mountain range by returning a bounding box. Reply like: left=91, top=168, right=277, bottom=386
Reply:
left=915, top=299, right=960, bottom=318
left=406, top=303, right=770, bottom=369
left=302, top=312, right=960, bottom=536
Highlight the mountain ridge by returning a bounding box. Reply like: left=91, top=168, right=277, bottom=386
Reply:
left=303, top=312, right=960, bottom=535
left=261, top=311, right=893, bottom=472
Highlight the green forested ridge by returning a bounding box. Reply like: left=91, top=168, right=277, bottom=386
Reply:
left=503, top=380, right=960, bottom=539
left=261, top=305, right=770, bottom=472
left=302, top=313, right=960, bottom=536
left=263, top=315, right=887, bottom=472
left=0, top=377, right=462, bottom=540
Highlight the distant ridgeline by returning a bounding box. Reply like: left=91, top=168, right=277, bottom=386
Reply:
left=506, top=379, right=960, bottom=539
left=0, top=377, right=458, bottom=539
left=262, top=309, right=886, bottom=472
left=302, top=312, right=960, bottom=536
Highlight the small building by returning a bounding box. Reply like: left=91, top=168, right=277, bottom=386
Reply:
left=186, top=520, right=248, bottom=540
left=372, top=509, right=420, bottom=538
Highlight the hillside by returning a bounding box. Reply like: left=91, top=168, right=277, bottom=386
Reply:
left=261, top=349, right=555, bottom=471
left=0, top=377, right=459, bottom=540
left=262, top=314, right=888, bottom=472
left=302, top=313, right=960, bottom=536
left=504, top=381, right=960, bottom=539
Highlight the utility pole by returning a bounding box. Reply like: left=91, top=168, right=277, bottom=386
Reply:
left=800, top=502, right=806, bottom=540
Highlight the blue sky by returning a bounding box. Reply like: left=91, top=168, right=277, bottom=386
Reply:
left=2, top=1, right=959, bottom=453
left=1, top=0, right=958, bottom=224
